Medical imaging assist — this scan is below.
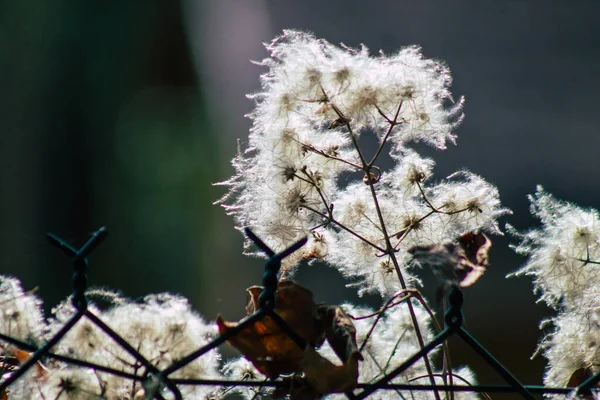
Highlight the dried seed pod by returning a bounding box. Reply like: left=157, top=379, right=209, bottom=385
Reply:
left=408, top=232, right=491, bottom=289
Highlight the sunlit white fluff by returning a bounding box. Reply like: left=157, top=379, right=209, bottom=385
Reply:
left=508, top=186, right=600, bottom=310
left=0, top=276, right=45, bottom=344
left=320, top=303, right=478, bottom=400
left=45, top=292, right=222, bottom=399
left=509, top=187, right=600, bottom=398
left=217, top=30, right=508, bottom=300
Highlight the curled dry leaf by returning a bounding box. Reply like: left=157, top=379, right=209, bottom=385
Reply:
left=567, top=367, right=593, bottom=387
left=301, top=305, right=362, bottom=395
left=300, top=348, right=360, bottom=396
left=456, top=231, right=491, bottom=288
left=409, top=231, right=491, bottom=289
left=217, top=280, right=319, bottom=378
left=12, top=347, right=49, bottom=378
left=1, top=347, right=48, bottom=378
left=315, top=305, right=362, bottom=365
left=217, top=280, right=362, bottom=398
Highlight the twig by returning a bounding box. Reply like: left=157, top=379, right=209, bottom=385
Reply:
left=301, top=204, right=386, bottom=253
left=363, top=166, right=441, bottom=400
left=369, top=101, right=404, bottom=168
left=323, top=85, right=442, bottom=400
left=295, top=139, right=363, bottom=171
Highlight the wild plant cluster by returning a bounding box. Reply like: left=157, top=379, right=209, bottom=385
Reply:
left=0, top=30, right=596, bottom=399
left=509, top=188, right=600, bottom=391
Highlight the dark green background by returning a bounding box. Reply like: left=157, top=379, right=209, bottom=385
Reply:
left=2, top=1, right=599, bottom=396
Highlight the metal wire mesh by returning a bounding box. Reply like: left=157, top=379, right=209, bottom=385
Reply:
left=0, top=226, right=596, bottom=399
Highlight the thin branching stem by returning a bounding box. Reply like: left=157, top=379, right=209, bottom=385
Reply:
left=369, top=101, right=404, bottom=168
left=354, top=291, right=415, bottom=353
left=322, top=87, right=368, bottom=169
left=344, top=118, right=441, bottom=400
left=308, top=85, right=442, bottom=400
left=410, top=290, right=455, bottom=400
left=295, top=139, right=363, bottom=170
left=390, top=203, right=471, bottom=252
left=302, top=204, right=387, bottom=253
left=298, top=168, right=331, bottom=218
left=408, top=374, right=492, bottom=400
left=416, top=181, right=473, bottom=216
left=417, top=180, right=440, bottom=212
left=351, top=288, right=456, bottom=400
left=365, top=348, right=409, bottom=400
left=295, top=167, right=388, bottom=253
left=351, top=289, right=420, bottom=320
left=364, top=160, right=442, bottom=400
left=366, top=131, right=441, bottom=400
left=299, top=87, right=468, bottom=400
left=291, top=174, right=313, bottom=186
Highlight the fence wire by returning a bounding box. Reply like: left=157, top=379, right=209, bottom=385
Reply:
left=0, top=226, right=596, bottom=399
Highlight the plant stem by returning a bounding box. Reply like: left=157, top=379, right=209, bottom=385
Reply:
left=298, top=168, right=331, bottom=217
left=296, top=139, right=363, bottom=171
left=302, top=205, right=387, bottom=253
left=337, top=100, right=441, bottom=400
left=307, top=89, right=445, bottom=400
left=369, top=101, right=404, bottom=168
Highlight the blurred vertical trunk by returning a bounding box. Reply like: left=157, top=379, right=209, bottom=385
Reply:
left=0, top=2, right=213, bottom=309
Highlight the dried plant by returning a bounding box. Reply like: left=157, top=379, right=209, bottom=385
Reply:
left=216, top=30, right=510, bottom=399
left=0, top=280, right=223, bottom=399
left=3, top=29, right=595, bottom=400
left=508, top=187, right=600, bottom=395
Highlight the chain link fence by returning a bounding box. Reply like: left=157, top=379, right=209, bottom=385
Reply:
left=0, top=226, right=594, bottom=399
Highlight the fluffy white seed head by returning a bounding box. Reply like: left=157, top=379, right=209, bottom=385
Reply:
left=220, top=357, right=265, bottom=399
left=319, top=302, right=476, bottom=400
left=541, top=307, right=600, bottom=391
left=0, top=276, right=45, bottom=345
left=509, top=187, right=600, bottom=397
left=252, top=31, right=463, bottom=150
left=32, top=368, right=104, bottom=400
left=46, top=292, right=222, bottom=398
left=217, top=30, right=508, bottom=298
left=509, top=186, right=600, bottom=310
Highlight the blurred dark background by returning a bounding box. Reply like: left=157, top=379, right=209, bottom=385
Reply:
left=2, top=0, right=599, bottom=395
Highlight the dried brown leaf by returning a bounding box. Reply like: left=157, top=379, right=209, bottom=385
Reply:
left=316, top=305, right=362, bottom=364
left=456, top=231, right=491, bottom=288
left=301, top=348, right=360, bottom=395
left=218, top=281, right=363, bottom=398
left=295, top=305, right=362, bottom=396
left=217, top=281, right=320, bottom=378
left=6, top=347, right=48, bottom=379
left=409, top=231, right=491, bottom=289
left=0, top=347, right=48, bottom=399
